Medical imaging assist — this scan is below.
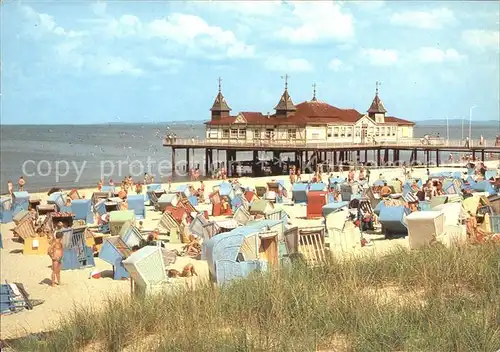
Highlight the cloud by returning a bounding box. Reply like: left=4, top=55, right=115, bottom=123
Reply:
left=120, top=13, right=255, bottom=59
left=207, top=1, right=283, bottom=16
left=90, top=2, right=107, bottom=17
left=147, top=56, right=184, bottom=74
left=53, top=40, right=143, bottom=76
left=462, top=30, right=500, bottom=51
left=362, top=49, right=399, bottom=66
left=389, top=8, right=456, bottom=29
left=21, top=5, right=85, bottom=38
left=264, top=57, right=314, bottom=72
left=417, top=47, right=465, bottom=63
left=349, top=1, right=385, bottom=11
left=275, top=2, right=354, bottom=44
left=328, top=58, right=351, bottom=71
left=91, top=56, right=143, bottom=76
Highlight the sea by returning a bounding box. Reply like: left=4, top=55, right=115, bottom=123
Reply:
left=1, top=122, right=499, bottom=192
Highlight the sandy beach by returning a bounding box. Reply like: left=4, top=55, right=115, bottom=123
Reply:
left=1, top=162, right=498, bottom=340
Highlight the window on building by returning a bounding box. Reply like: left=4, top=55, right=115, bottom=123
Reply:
left=340, top=127, right=346, bottom=137
left=355, top=127, right=361, bottom=137
left=327, top=129, right=332, bottom=138
left=392, top=127, right=397, bottom=136
left=238, top=129, right=246, bottom=139
left=334, top=127, right=339, bottom=137
left=347, top=127, right=353, bottom=137
left=253, top=129, right=260, bottom=139
left=288, top=129, right=297, bottom=139
left=381, top=127, right=385, bottom=136
left=368, top=127, right=374, bottom=136
left=222, top=129, right=229, bottom=138
left=208, top=129, right=218, bottom=139
left=230, top=129, right=238, bottom=138
left=265, top=129, right=274, bottom=139
left=375, top=127, right=380, bottom=136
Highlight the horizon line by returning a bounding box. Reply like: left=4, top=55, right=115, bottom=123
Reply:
left=1, top=118, right=500, bottom=127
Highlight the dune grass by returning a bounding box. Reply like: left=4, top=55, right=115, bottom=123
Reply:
left=8, top=243, right=500, bottom=352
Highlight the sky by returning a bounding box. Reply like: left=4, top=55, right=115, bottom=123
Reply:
left=1, top=0, right=499, bottom=125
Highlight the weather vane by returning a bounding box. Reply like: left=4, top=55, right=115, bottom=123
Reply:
left=312, top=83, right=317, bottom=100
left=217, top=77, right=222, bottom=93
left=281, top=74, right=290, bottom=90
left=375, top=81, right=381, bottom=96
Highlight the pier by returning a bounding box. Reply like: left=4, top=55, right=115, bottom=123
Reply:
left=164, top=137, right=500, bottom=178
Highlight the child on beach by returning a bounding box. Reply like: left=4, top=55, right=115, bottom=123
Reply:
left=48, top=231, right=64, bottom=287
left=18, top=176, right=25, bottom=191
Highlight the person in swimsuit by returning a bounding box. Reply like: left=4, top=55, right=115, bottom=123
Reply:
left=48, top=231, right=64, bottom=287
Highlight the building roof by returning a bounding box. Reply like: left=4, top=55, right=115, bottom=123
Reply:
left=274, top=89, right=297, bottom=112
left=206, top=100, right=414, bottom=126
left=210, top=92, right=231, bottom=112
left=367, top=94, right=387, bottom=114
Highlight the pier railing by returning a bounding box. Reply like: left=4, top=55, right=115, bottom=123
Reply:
left=164, top=137, right=498, bottom=149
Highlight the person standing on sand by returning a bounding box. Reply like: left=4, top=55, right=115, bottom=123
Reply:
left=18, top=176, right=25, bottom=191
left=7, top=180, right=13, bottom=196
left=48, top=231, right=64, bottom=287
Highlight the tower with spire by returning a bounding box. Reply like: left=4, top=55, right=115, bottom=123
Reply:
left=274, top=74, right=296, bottom=118
left=210, top=77, right=231, bottom=120
left=367, top=81, right=387, bottom=123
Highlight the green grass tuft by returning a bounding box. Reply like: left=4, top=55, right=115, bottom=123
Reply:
left=7, top=244, right=500, bottom=352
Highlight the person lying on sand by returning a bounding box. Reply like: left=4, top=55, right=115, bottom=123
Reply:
left=167, top=264, right=198, bottom=278
left=182, top=235, right=201, bottom=257
left=48, top=231, right=64, bottom=287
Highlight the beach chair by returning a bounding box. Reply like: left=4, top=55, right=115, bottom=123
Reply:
left=158, top=211, right=180, bottom=234
left=12, top=192, right=29, bottom=215
left=307, top=191, right=328, bottom=219
left=101, top=185, right=116, bottom=194
left=202, top=221, right=221, bottom=242
left=189, top=213, right=209, bottom=237
left=47, top=192, right=68, bottom=212
left=218, top=182, right=235, bottom=200
left=310, top=182, right=327, bottom=192
left=119, top=221, right=143, bottom=248
left=378, top=206, right=409, bottom=239
left=487, top=195, right=500, bottom=214
left=255, top=185, right=268, bottom=198
left=146, top=184, right=162, bottom=203
left=127, top=194, right=146, bottom=220
left=249, top=199, right=274, bottom=216
left=61, top=227, right=95, bottom=270
left=156, top=193, right=178, bottom=212
left=175, top=184, right=192, bottom=199
left=188, top=195, right=198, bottom=207
left=99, top=236, right=132, bottom=280
left=71, top=199, right=94, bottom=224
left=292, top=183, right=308, bottom=204
left=485, top=170, right=497, bottom=180
left=406, top=211, right=444, bottom=249
left=109, top=210, right=136, bottom=236
left=36, top=204, right=56, bottom=218
left=491, top=214, right=500, bottom=233
left=233, top=206, right=251, bottom=225
left=0, top=197, right=13, bottom=224
left=0, top=282, right=42, bottom=315
left=340, top=184, right=352, bottom=202
left=322, top=201, right=349, bottom=217
left=122, top=246, right=170, bottom=297
left=297, top=227, right=327, bottom=267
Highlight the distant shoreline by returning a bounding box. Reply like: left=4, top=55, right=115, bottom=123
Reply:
left=1, top=120, right=500, bottom=127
